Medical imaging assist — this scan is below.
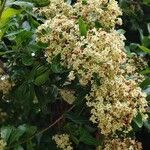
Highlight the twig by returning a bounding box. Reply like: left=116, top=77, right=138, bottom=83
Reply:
left=6, top=104, right=75, bottom=149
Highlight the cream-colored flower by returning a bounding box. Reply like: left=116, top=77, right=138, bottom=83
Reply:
left=38, top=0, right=74, bottom=18
left=86, top=76, right=147, bottom=135
left=74, top=0, right=122, bottom=28
left=52, top=134, right=73, bottom=150
left=104, top=138, right=142, bottom=150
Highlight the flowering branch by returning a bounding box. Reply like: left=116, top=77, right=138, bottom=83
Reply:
left=6, top=104, right=75, bottom=149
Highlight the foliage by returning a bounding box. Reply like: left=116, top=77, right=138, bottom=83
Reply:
left=0, top=0, right=149, bottom=149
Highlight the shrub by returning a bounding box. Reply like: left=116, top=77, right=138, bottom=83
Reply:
left=0, top=0, right=150, bottom=149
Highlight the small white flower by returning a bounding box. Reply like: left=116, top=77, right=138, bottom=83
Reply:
left=31, top=52, right=35, bottom=56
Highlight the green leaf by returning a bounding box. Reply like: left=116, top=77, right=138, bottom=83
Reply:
left=133, top=113, right=143, bottom=128
left=25, top=126, right=37, bottom=136
left=35, top=65, right=48, bottom=77
left=10, top=1, right=34, bottom=9
left=0, top=8, right=21, bottom=28
left=117, top=29, right=126, bottom=34
left=14, top=145, right=24, bottom=150
left=142, top=36, right=150, bottom=48
left=22, top=55, right=33, bottom=66
left=34, top=71, right=49, bottom=86
left=7, top=30, right=33, bottom=45
left=138, top=45, right=150, bottom=54
left=82, top=0, right=87, bottom=4
left=51, top=54, right=64, bottom=73
left=143, top=0, right=150, bottom=5
left=1, top=126, right=14, bottom=142
left=26, top=140, right=35, bottom=150
left=51, top=62, right=63, bottom=73
left=79, top=128, right=98, bottom=146
left=15, top=82, right=35, bottom=102
left=140, top=78, right=150, bottom=89
left=47, top=85, right=58, bottom=101
left=65, top=113, right=89, bottom=124
left=0, top=7, right=21, bottom=38
left=78, top=17, right=88, bottom=37
left=140, top=68, right=150, bottom=75
left=0, top=50, right=13, bottom=55
left=9, top=125, right=27, bottom=144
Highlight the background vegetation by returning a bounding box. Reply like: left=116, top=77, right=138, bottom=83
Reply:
left=0, top=0, right=150, bottom=149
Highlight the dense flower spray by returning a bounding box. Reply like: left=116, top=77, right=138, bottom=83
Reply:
left=36, top=0, right=148, bottom=149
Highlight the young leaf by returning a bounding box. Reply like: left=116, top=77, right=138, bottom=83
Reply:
left=78, top=17, right=88, bottom=37
left=0, top=8, right=21, bottom=28
left=138, top=45, right=150, bottom=54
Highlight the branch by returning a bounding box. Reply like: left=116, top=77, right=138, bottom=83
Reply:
left=6, top=104, right=75, bottom=149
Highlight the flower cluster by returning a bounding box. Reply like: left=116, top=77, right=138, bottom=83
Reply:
left=37, top=0, right=148, bottom=148
left=37, top=0, right=74, bottom=18
left=74, top=0, right=122, bottom=28
left=86, top=75, right=147, bottom=135
left=104, top=138, right=142, bottom=150
left=37, top=18, right=126, bottom=85
left=52, top=134, right=73, bottom=150
left=121, top=53, right=147, bottom=83
left=38, top=0, right=122, bottom=29
left=0, top=139, right=6, bottom=150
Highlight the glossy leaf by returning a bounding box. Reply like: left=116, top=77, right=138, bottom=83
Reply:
left=133, top=113, right=143, bottom=128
